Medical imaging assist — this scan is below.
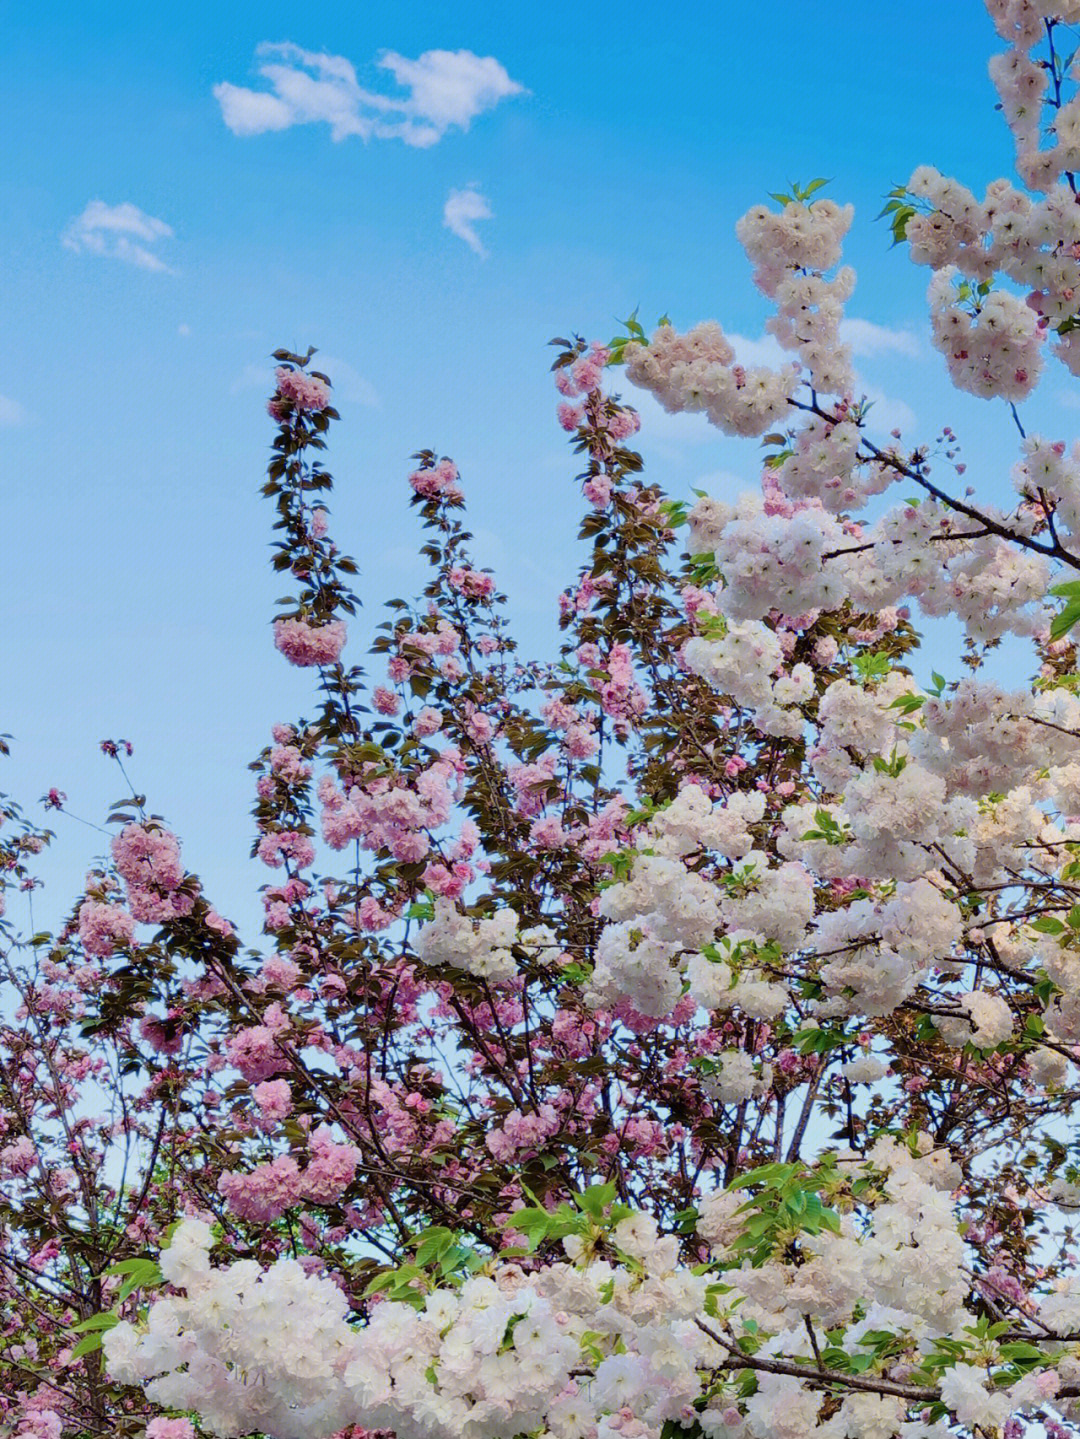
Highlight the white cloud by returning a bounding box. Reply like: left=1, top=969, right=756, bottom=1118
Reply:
left=726, top=331, right=788, bottom=368
left=315, top=356, right=380, bottom=406
left=230, top=361, right=273, bottom=395
left=853, top=377, right=917, bottom=436
left=62, top=200, right=175, bottom=272
left=380, top=50, right=522, bottom=130
left=696, top=322, right=921, bottom=370
left=215, top=85, right=295, bottom=137
left=629, top=388, right=716, bottom=448
left=443, top=184, right=492, bottom=256
left=0, top=395, right=27, bottom=426
left=214, top=43, right=524, bottom=148
left=841, top=316, right=922, bottom=359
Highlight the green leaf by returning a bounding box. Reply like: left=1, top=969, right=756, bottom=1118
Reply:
left=763, top=449, right=794, bottom=469
left=872, top=750, right=907, bottom=778
left=70, top=1313, right=120, bottom=1333
left=414, top=1227, right=457, bottom=1266
left=998, top=1341, right=1047, bottom=1361
left=889, top=693, right=924, bottom=715
left=575, top=1181, right=617, bottom=1219
left=103, top=1258, right=155, bottom=1276
left=1030, top=915, right=1066, bottom=935
left=71, top=1333, right=106, bottom=1359
left=730, top=1162, right=800, bottom=1191
left=116, top=1263, right=162, bottom=1302
left=889, top=206, right=916, bottom=246
left=1051, top=599, right=1080, bottom=641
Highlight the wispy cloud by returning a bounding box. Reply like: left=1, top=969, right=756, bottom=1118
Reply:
left=0, top=395, right=28, bottom=426
left=628, top=389, right=716, bottom=449
left=314, top=356, right=380, bottom=407
left=857, top=380, right=916, bottom=436
left=841, top=316, right=922, bottom=359
left=214, top=43, right=524, bottom=148
left=726, top=332, right=788, bottom=368
left=230, top=362, right=273, bottom=395
left=62, top=201, right=175, bottom=273
left=443, top=184, right=492, bottom=256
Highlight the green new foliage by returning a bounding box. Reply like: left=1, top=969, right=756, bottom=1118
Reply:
left=1049, top=579, right=1080, bottom=639
left=686, top=553, right=722, bottom=584
left=851, top=650, right=891, bottom=683
left=792, top=1025, right=852, bottom=1056
left=800, top=807, right=851, bottom=845
left=363, top=1225, right=485, bottom=1309
left=761, top=431, right=795, bottom=470
left=877, top=187, right=917, bottom=247
left=405, top=891, right=436, bottom=922
left=500, top=1182, right=632, bottom=1254
left=66, top=1256, right=164, bottom=1357
left=68, top=1313, right=119, bottom=1361
left=605, top=309, right=648, bottom=366
left=724, top=1161, right=843, bottom=1267
left=889, top=691, right=925, bottom=716
left=871, top=749, right=907, bottom=778
left=658, top=499, right=690, bottom=528
left=105, top=1257, right=163, bottom=1304
left=767, top=178, right=832, bottom=206
left=605, top=308, right=670, bottom=366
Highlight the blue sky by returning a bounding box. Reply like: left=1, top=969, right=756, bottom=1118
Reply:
left=4, top=0, right=1074, bottom=942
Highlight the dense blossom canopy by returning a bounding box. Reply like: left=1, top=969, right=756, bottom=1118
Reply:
left=14, top=3, right=1080, bottom=1438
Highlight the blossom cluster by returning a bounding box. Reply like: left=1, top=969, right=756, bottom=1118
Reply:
left=106, top=1139, right=1080, bottom=1439
left=18, top=10, right=1080, bottom=1438
left=273, top=617, right=348, bottom=668
left=623, top=320, right=800, bottom=436
left=736, top=198, right=856, bottom=394
left=110, top=822, right=194, bottom=923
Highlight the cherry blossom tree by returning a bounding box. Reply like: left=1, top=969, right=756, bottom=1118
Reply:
left=12, top=3, right=1080, bottom=1438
